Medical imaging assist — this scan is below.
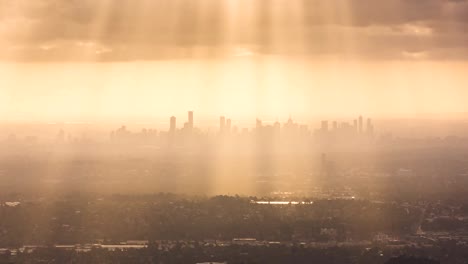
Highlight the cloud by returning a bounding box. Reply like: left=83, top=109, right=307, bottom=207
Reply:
left=1, top=0, right=468, bottom=61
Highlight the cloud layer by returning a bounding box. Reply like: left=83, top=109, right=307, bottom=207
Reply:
left=1, top=0, right=468, bottom=61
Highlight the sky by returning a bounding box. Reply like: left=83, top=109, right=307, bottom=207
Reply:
left=1, top=0, right=468, bottom=122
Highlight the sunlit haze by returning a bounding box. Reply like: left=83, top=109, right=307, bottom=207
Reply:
left=1, top=0, right=468, bottom=122
left=2, top=1, right=468, bottom=263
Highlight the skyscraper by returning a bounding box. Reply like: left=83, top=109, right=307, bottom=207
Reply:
left=321, top=120, right=329, bottom=132
left=367, top=118, right=374, bottom=135
left=188, top=111, right=194, bottom=129
left=170, top=116, right=176, bottom=134
left=256, top=119, right=263, bottom=131
left=358, top=116, right=363, bottom=134
left=220, top=116, right=226, bottom=133
left=226, top=118, right=232, bottom=133
left=274, top=121, right=281, bottom=135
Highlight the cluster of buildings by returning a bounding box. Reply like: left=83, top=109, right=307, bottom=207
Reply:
left=106, top=111, right=377, bottom=146
left=318, top=115, right=374, bottom=136
left=169, top=111, right=194, bottom=135
left=165, top=111, right=374, bottom=138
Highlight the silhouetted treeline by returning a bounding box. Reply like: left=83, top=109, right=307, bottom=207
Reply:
left=0, top=244, right=448, bottom=264
left=0, top=194, right=429, bottom=246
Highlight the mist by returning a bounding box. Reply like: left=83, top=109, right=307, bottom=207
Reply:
left=1, top=1, right=468, bottom=263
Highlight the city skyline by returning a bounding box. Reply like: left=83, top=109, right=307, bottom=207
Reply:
left=1, top=1, right=468, bottom=262
left=159, top=111, right=375, bottom=134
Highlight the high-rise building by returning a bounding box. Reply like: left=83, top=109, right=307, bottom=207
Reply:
left=367, top=118, right=374, bottom=135
left=188, top=111, right=194, bottom=129
left=321, top=120, right=329, bottom=132
left=170, top=116, right=176, bottom=134
left=226, top=118, right=232, bottom=132
left=274, top=121, right=281, bottom=135
left=256, top=119, right=263, bottom=131
left=56, top=129, right=65, bottom=143
left=332, top=121, right=337, bottom=130
left=358, top=116, right=363, bottom=134
left=220, top=116, right=226, bottom=133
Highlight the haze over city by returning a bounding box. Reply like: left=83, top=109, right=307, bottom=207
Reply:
left=1, top=1, right=468, bottom=263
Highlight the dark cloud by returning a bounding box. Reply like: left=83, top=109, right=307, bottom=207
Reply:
left=1, top=0, right=468, bottom=61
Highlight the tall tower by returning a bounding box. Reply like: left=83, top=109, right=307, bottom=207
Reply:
left=256, top=119, right=263, bottom=131
left=274, top=121, right=281, bottom=134
left=220, top=116, right=226, bottom=134
left=188, top=111, right=194, bottom=129
left=321, top=120, right=329, bottom=132
left=226, top=118, right=232, bottom=133
left=170, top=116, right=176, bottom=134
left=367, top=118, right=374, bottom=135
left=358, top=116, right=363, bottom=134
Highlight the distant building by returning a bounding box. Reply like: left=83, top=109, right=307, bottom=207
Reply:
left=220, top=116, right=226, bottom=134
left=274, top=121, right=281, bottom=135
left=188, top=111, right=194, bottom=129
left=358, top=116, right=363, bottom=134
left=321, top=121, right=329, bottom=132
left=256, top=119, right=262, bottom=131
left=283, top=117, right=300, bottom=139
left=367, top=118, right=374, bottom=135
left=56, top=129, right=65, bottom=143
left=226, top=118, right=232, bottom=133
left=170, top=116, right=176, bottom=134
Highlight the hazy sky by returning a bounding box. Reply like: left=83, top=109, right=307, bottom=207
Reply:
left=1, top=0, right=468, bottom=121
